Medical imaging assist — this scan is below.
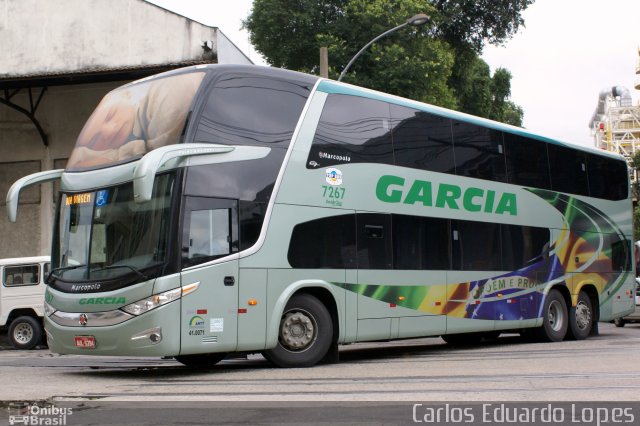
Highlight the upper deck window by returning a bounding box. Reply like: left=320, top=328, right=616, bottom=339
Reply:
left=195, top=74, right=314, bottom=148
left=66, top=72, right=206, bottom=172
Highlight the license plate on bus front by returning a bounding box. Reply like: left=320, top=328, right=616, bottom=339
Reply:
left=74, top=336, right=96, bottom=349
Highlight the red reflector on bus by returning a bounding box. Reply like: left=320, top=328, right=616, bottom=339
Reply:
left=238, top=308, right=247, bottom=314
left=434, top=301, right=441, bottom=306
left=389, top=303, right=397, bottom=308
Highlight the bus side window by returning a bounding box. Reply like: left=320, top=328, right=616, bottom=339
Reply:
left=181, top=197, right=238, bottom=268
left=548, top=143, right=589, bottom=197
left=287, top=215, right=356, bottom=269
left=195, top=74, right=313, bottom=147
left=356, top=214, right=392, bottom=270
left=390, top=105, right=455, bottom=174
left=392, top=214, right=450, bottom=270
left=452, top=121, right=507, bottom=183
left=307, top=94, right=394, bottom=168
left=586, top=154, right=628, bottom=201
left=504, top=133, right=551, bottom=189
left=452, top=220, right=501, bottom=271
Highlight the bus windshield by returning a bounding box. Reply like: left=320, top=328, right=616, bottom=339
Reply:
left=66, top=71, right=205, bottom=172
left=51, top=174, right=175, bottom=283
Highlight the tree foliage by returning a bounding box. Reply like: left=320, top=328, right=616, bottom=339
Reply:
left=244, top=0, right=531, bottom=125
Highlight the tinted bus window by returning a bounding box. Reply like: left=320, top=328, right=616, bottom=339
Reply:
left=196, top=74, right=314, bottom=147
left=288, top=215, right=356, bottom=268
left=239, top=201, right=268, bottom=251
left=452, top=121, right=507, bottom=182
left=501, top=224, right=550, bottom=271
left=548, top=144, right=589, bottom=196
left=452, top=220, right=501, bottom=271
left=504, top=133, right=551, bottom=189
left=392, top=214, right=450, bottom=270
left=356, top=214, right=392, bottom=269
left=307, top=94, right=393, bottom=168
left=587, top=154, right=628, bottom=201
left=390, top=105, right=455, bottom=174
left=184, top=148, right=286, bottom=203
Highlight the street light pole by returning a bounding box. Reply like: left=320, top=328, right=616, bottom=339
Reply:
left=337, top=13, right=429, bottom=82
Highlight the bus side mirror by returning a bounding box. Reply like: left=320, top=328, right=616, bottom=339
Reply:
left=6, top=169, right=64, bottom=222
left=132, top=143, right=234, bottom=203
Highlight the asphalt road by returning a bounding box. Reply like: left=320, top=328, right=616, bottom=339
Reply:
left=2, top=323, right=640, bottom=425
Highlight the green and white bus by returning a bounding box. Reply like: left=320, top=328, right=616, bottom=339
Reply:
left=6, top=65, right=635, bottom=367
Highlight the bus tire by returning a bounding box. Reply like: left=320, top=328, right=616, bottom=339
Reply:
left=8, top=316, right=42, bottom=350
left=175, top=353, right=227, bottom=368
left=567, top=291, right=593, bottom=340
left=263, top=293, right=333, bottom=368
left=613, top=317, right=626, bottom=327
left=535, top=289, right=568, bottom=342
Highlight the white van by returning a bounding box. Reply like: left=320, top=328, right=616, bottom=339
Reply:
left=0, top=256, right=50, bottom=349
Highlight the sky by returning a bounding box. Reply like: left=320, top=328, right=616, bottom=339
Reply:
left=146, top=0, right=640, bottom=148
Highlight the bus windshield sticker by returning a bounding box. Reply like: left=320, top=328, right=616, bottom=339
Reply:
left=95, top=190, right=108, bottom=207
left=65, top=193, right=93, bottom=206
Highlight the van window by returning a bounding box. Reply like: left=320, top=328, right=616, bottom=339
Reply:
left=3, top=264, right=40, bottom=286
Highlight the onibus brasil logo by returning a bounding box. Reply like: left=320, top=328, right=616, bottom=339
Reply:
left=8, top=403, right=72, bottom=425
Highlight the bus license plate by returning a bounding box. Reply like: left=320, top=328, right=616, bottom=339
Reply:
left=74, top=336, right=96, bottom=349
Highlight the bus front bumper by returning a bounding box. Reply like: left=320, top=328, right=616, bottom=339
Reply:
left=44, top=300, right=181, bottom=356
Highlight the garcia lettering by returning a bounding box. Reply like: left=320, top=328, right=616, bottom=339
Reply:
left=375, top=175, right=517, bottom=216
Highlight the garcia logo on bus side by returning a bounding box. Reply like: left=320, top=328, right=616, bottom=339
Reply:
left=375, top=175, right=517, bottom=216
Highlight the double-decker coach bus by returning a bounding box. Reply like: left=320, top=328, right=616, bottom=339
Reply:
left=6, top=65, right=635, bottom=367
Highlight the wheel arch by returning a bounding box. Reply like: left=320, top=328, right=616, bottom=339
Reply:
left=574, top=283, right=601, bottom=323
left=6, top=308, right=42, bottom=326
left=266, top=281, right=342, bottom=349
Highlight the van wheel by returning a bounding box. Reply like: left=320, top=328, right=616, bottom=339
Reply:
left=263, top=293, right=333, bottom=368
left=535, top=289, right=568, bottom=342
left=567, top=291, right=593, bottom=340
left=613, top=317, right=626, bottom=327
left=175, top=353, right=227, bottom=368
left=8, top=316, right=42, bottom=350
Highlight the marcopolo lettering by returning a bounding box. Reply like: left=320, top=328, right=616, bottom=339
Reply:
left=375, top=175, right=517, bottom=216
left=79, top=297, right=126, bottom=305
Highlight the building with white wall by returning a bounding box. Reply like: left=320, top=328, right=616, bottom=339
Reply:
left=0, top=0, right=252, bottom=258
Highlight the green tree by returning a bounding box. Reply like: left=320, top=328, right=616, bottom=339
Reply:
left=244, top=0, right=531, bottom=123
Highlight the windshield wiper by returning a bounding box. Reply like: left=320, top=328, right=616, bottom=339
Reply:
left=47, top=264, right=87, bottom=283
left=90, top=264, right=148, bottom=281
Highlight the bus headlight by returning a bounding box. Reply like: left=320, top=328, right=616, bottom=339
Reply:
left=121, top=288, right=181, bottom=316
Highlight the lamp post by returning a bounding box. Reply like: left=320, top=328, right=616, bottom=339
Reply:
left=337, top=13, right=430, bottom=82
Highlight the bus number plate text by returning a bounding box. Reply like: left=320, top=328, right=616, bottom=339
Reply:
left=74, top=335, right=96, bottom=349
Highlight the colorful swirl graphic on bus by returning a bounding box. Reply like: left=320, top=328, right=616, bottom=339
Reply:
left=338, top=190, right=630, bottom=321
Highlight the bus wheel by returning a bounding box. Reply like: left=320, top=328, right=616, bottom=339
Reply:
left=614, top=317, right=626, bottom=327
left=174, top=353, right=227, bottom=368
left=8, top=316, right=42, bottom=350
left=263, top=293, right=333, bottom=368
left=567, top=291, right=593, bottom=340
left=535, top=289, right=568, bottom=342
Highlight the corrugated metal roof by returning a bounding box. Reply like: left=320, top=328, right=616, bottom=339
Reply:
left=0, top=60, right=213, bottom=89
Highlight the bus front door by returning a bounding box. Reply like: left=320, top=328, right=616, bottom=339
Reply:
left=179, top=197, right=239, bottom=355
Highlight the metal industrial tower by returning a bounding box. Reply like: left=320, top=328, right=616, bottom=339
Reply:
left=590, top=49, right=640, bottom=174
